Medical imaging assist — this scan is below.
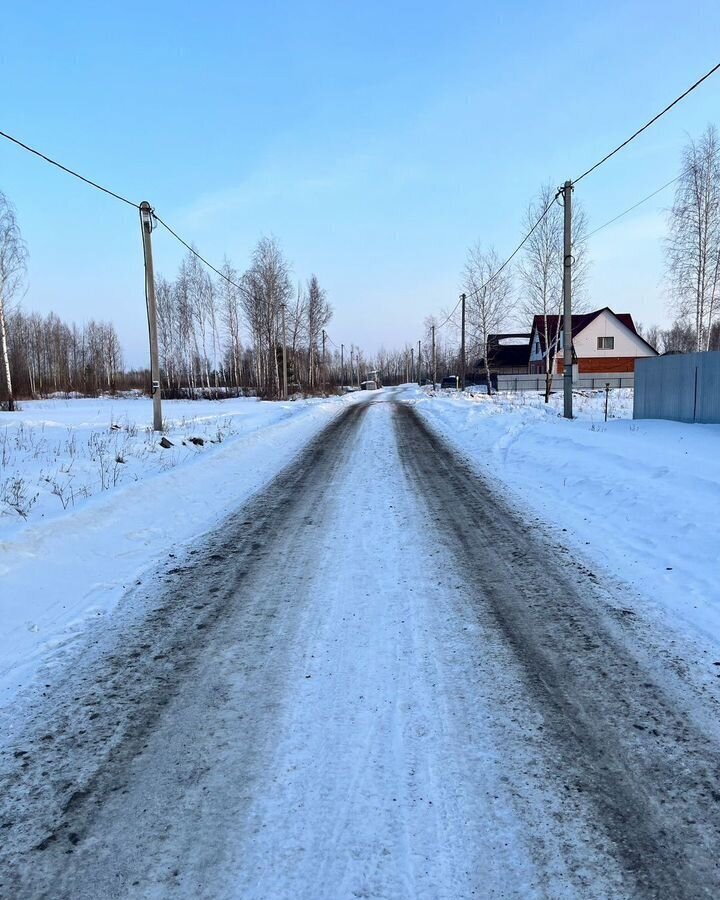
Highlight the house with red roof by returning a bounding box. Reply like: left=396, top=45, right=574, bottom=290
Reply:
left=528, top=307, right=658, bottom=375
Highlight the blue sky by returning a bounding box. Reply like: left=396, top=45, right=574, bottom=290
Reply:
left=2, top=0, right=720, bottom=364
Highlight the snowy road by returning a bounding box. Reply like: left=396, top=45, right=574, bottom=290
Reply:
left=2, top=391, right=720, bottom=899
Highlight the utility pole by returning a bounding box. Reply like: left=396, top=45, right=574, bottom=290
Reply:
left=417, top=340, right=422, bottom=385
left=139, top=202, right=162, bottom=432
left=322, top=329, right=326, bottom=393
left=432, top=324, right=437, bottom=388
left=562, top=180, right=573, bottom=419
left=341, top=343, right=344, bottom=390
left=280, top=302, right=288, bottom=400
left=350, top=347, right=354, bottom=390
left=460, top=293, right=466, bottom=390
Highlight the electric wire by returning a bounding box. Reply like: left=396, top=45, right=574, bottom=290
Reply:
left=438, top=191, right=559, bottom=327
left=0, top=128, right=139, bottom=209
left=436, top=294, right=464, bottom=330
left=573, top=61, right=720, bottom=184
left=4, top=60, right=720, bottom=344
left=152, top=214, right=252, bottom=298
left=581, top=171, right=685, bottom=242
left=435, top=61, right=720, bottom=334
left=0, top=127, right=254, bottom=298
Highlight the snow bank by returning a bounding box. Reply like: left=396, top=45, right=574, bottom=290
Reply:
left=412, top=386, right=720, bottom=646
left=0, top=395, right=353, bottom=704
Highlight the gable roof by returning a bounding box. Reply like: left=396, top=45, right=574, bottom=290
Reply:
left=486, top=333, right=531, bottom=368
left=530, top=308, right=657, bottom=355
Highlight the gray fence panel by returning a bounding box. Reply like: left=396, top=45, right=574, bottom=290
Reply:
left=496, top=373, right=634, bottom=393
left=634, top=352, right=720, bottom=423
left=696, top=354, right=720, bottom=423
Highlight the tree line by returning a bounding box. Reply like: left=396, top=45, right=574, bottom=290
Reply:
left=153, top=236, right=334, bottom=398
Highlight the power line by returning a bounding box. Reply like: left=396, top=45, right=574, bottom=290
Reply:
left=0, top=127, right=256, bottom=296
left=573, top=61, right=720, bottom=184
left=0, top=128, right=139, bottom=209
left=438, top=62, right=720, bottom=335
left=582, top=171, right=684, bottom=242
left=152, top=213, right=252, bottom=298
left=436, top=294, right=464, bottom=330
left=459, top=191, right=559, bottom=309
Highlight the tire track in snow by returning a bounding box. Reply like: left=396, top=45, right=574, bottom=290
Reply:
left=394, top=399, right=720, bottom=900
left=0, top=400, right=372, bottom=899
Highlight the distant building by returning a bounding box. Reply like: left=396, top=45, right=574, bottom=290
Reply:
left=486, top=333, right=532, bottom=374
left=528, top=308, right=658, bottom=375
left=469, top=333, right=531, bottom=384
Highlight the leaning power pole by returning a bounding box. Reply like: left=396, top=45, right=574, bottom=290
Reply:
left=562, top=181, right=573, bottom=419
left=460, top=292, right=466, bottom=390
left=432, top=324, right=437, bottom=388
left=417, top=340, right=421, bottom=385
left=280, top=301, right=288, bottom=400
left=139, top=202, right=162, bottom=432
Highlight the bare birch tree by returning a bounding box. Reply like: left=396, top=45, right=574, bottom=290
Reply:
left=241, top=237, right=292, bottom=397
left=218, top=259, right=244, bottom=395
left=0, top=192, right=28, bottom=410
left=462, top=243, right=514, bottom=393
left=666, top=125, right=720, bottom=351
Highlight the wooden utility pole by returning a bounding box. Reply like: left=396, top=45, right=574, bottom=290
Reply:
left=562, top=181, right=573, bottom=419
left=322, top=329, right=326, bottom=393
left=460, top=293, right=466, bottom=390
left=432, top=324, right=437, bottom=388
left=280, top=302, right=288, bottom=400
left=139, top=202, right=162, bottom=431
left=417, top=340, right=422, bottom=385
left=341, top=343, right=344, bottom=390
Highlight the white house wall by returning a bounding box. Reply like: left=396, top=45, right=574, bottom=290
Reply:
left=573, top=310, right=655, bottom=359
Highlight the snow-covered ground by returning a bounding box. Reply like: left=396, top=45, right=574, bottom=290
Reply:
left=4, top=387, right=720, bottom=898
left=0, top=394, right=355, bottom=705
left=412, top=386, right=720, bottom=648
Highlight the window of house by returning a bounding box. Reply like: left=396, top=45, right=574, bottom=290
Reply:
left=534, top=340, right=540, bottom=354
left=597, top=336, right=615, bottom=350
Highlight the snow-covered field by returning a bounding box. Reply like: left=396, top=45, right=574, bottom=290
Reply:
left=413, top=386, right=720, bottom=647
left=0, top=394, right=354, bottom=704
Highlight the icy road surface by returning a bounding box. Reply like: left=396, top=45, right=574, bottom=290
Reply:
left=2, top=391, right=720, bottom=899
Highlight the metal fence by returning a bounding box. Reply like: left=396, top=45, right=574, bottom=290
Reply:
left=634, top=352, right=720, bottom=424
left=496, top=373, right=634, bottom=392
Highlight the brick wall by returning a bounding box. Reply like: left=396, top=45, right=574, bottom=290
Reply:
left=554, top=357, right=637, bottom=374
